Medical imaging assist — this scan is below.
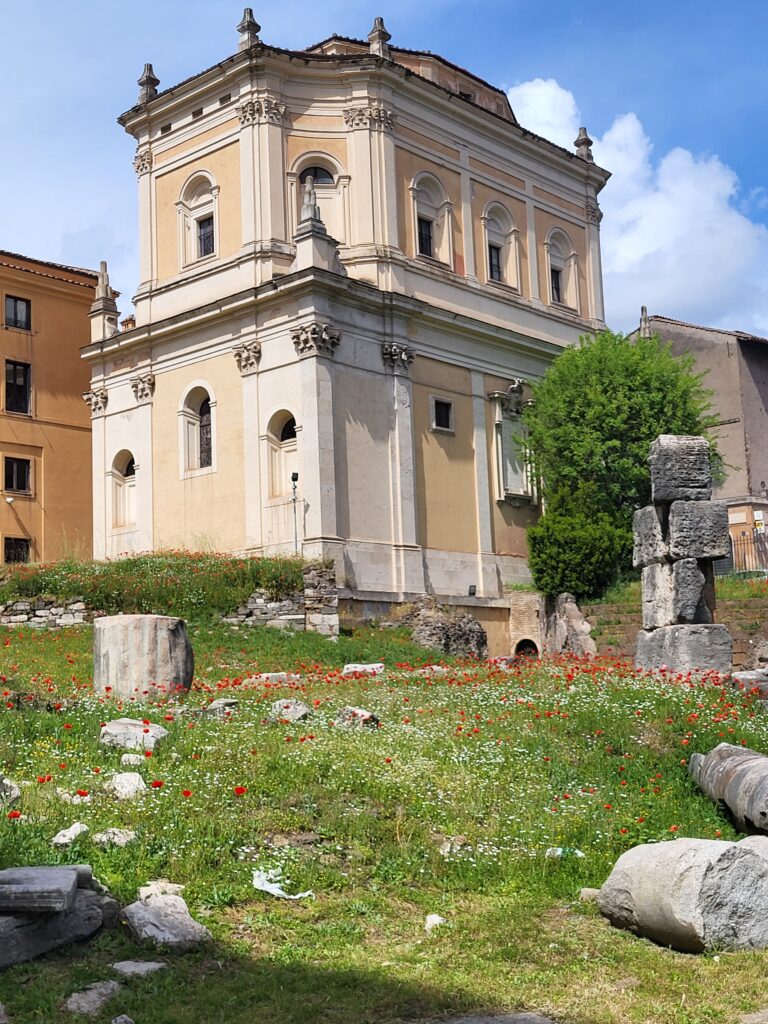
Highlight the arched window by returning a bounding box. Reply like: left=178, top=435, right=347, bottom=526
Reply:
left=545, top=229, right=579, bottom=310
left=482, top=203, right=520, bottom=289
left=290, top=157, right=348, bottom=242
left=112, top=451, right=136, bottom=528
left=179, top=384, right=216, bottom=475
left=267, top=411, right=299, bottom=498
left=176, top=172, right=220, bottom=269
left=410, top=173, right=453, bottom=267
left=299, top=166, right=334, bottom=185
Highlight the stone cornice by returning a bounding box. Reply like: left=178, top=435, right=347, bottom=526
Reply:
left=291, top=321, right=341, bottom=358
left=232, top=340, right=262, bottom=374
left=381, top=341, right=414, bottom=373
left=130, top=372, right=155, bottom=403
left=343, top=105, right=395, bottom=132
left=237, top=96, right=288, bottom=127
left=83, top=388, right=108, bottom=416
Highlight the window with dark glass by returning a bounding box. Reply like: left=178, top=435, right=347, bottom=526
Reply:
left=299, top=166, right=334, bottom=185
left=5, top=296, right=31, bottom=331
left=280, top=417, right=297, bottom=442
left=433, top=399, right=453, bottom=431
left=417, top=217, right=433, bottom=258
left=488, top=244, right=502, bottom=282
left=5, top=361, right=31, bottom=414
left=197, top=216, right=214, bottom=258
left=124, top=457, right=135, bottom=479
left=199, top=399, right=212, bottom=468
left=4, top=457, right=31, bottom=493
left=4, top=537, right=29, bottom=564
left=550, top=267, right=562, bottom=304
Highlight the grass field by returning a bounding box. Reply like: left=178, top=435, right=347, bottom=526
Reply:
left=2, top=612, right=768, bottom=1023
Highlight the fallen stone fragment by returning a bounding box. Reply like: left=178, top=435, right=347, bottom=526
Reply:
left=254, top=672, right=301, bottom=684
left=579, top=887, right=600, bottom=903
left=268, top=698, right=310, bottom=723
left=104, top=772, right=147, bottom=801
left=93, top=829, right=137, bottom=848
left=122, top=894, right=211, bottom=950
left=424, top=913, right=447, bottom=933
left=94, top=614, right=194, bottom=700
left=342, top=662, right=385, bottom=676
left=100, top=719, right=168, bottom=752
left=138, top=878, right=184, bottom=900
left=57, top=787, right=93, bottom=805
left=732, top=670, right=768, bottom=700
left=0, top=775, right=20, bottom=807
left=120, top=753, right=144, bottom=767
left=598, top=835, right=768, bottom=951
left=203, top=698, right=239, bottom=716
left=0, top=888, right=103, bottom=969
left=52, top=822, right=89, bottom=847
left=740, top=1010, right=768, bottom=1024
left=337, top=706, right=380, bottom=729
left=111, top=1017, right=135, bottom=1024
left=0, top=866, right=79, bottom=913
left=63, top=980, right=121, bottom=1016
left=111, top=960, right=167, bottom=977
left=689, top=742, right=768, bottom=833
left=649, top=434, right=712, bottom=503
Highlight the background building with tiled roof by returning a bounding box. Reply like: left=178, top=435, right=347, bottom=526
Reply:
left=1, top=251, right=96, bottom=564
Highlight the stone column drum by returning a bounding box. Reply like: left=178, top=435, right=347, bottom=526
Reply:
left=94, top=614, right=194, bottom=700
left=634, top=435, right=732, bottom=674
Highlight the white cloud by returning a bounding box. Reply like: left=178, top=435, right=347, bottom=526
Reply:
left=508, top=79, right=768, bottom=335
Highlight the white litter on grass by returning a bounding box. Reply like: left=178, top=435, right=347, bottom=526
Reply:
left=252, top=868, right=314, bottom=900
left=545, top=846, right=585, bottom=859
left=424, top=913, right=447, bottom=933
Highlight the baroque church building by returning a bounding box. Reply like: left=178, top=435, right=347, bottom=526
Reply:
left=83, top=11, right=609, bottom=605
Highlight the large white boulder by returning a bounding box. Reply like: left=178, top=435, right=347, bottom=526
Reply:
left=598, top=836, right=768, bottom=951
left=104, top=773, right=146, bottom=801
left=93, top=614, right=194, bottom=701
left=100, top=719, right=168, bottom=752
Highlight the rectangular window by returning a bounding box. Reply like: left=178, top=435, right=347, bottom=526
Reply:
left=219, top=93, right=232, bottom=106
left=197, top=217, right=214, bottom=258
left=160, top=123, right=172, bottom=135
left=3, top=537, right=30, bottom=564
left=550, top=267, right=562, bottom=304
left=501, top=417, right=529, bottom=496
left=488, top=244, right=502, bottom=282
left=5, top=361, right=31, bottom=414
left=417, top=217, right=433, bottom=258
left=5, top=296, right=31, bottom=331
left=4, top=457, right=31, bottom=493
left=192, top=107, right=203, bottom=119
left=431, top=397, right=453, bottom=433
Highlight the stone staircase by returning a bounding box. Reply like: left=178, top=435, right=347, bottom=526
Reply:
left=582, top=596, right=768, bottom=669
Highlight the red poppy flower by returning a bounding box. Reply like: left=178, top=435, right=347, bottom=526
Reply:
left=233, top=785, right=247, bottom=797
left=6, top=810, right=21, bottom=820
left=76, top=789, right=89, bottom=798
left=151, top=780, right=164, bottom=789
left=182, top=789, right=192, bottom=798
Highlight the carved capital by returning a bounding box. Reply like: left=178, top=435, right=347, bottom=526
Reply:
left=262, top=97, right=288, bottom=124
left=83, top=388, right=108, bottom=416
left=237, top=100, right=259, bottom=127
left=381, top=341, right=414, bottom=373
left=233, top=340, right=262, bottom=374
left=586, top=198, right=603, bottom=225
left=343, top=105, right=395, bottom=131
left=239, top=96, right=289, bottom=127
left=130, top=372, right=155, bottom=403
left=488, top=378, right=525, bottom=418
left=133, top=150, right=153, bottom=176
left=291, top=322, right=341, bottom=358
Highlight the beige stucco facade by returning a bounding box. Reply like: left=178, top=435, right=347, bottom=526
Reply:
left=83, top=14, right=610, bottom=621
left=0, top=252, right=96, bottom=564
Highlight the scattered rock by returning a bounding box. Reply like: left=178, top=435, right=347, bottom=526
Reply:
left=337, top=706, right=380, bottom=729
left=542, top=593, right=596, bottom=657
left=424, top=913, right=447, bottom=933
left=599, top=835, right=768, bottom=951
left=138, top=878, right=184, bottom=900
left=579, top=887, right=600, bottom=903
left=342, top=662, right=386, bottom=676
left=93, top=829, right=137, bottom=848
left=254, top=672, right=301, bottom=684
left=203, top=698, right=238, bottom=716
left=122, top=894, right=211, bottom=950
left=63, top=980, right=121, bottom=1016
left=93, top=613, right=194, bottom=700
left=740, top=1010, right=768, bottom=1024
left=57, top=788, right=93, bottom=805
left=104, top=773, right=147, bottom=801
left=100, top=719, right=168, bottom=752
left=268, top=698, right=310, bottom=723
left=437, top=835, right=469, bottom=857
left=0, top=776, right=20, bottom=807
left=120, top=753, right=144, bottom=767
left=111, top=959, right=167, bottom=977
left=111, top=1017, right=135, bottom=1024
left=51, top=822, right=88, bottom=847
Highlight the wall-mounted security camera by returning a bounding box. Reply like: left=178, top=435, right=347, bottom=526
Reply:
left=291, top=472, right=299, bottom=482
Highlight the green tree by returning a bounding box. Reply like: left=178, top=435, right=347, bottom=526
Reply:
left=524, top=329, right=719, bottom=599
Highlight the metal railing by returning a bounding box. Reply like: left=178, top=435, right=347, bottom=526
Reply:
left=715, top=533, right=768, bottom=575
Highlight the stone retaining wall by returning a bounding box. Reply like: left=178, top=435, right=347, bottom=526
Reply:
left=0, top=599, right=93, bottom=629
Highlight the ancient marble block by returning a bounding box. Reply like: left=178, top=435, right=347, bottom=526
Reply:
left=649, top=434, right=712, bottom=503
left=0, top=867, right=79, bottom=913
left=636, top=624, right=732, bottom=674
left=0, top=889, right=103, bottom=969
left=641, top=563, right=674, bottom=629
left=669, top=501, right=729, bottom=560
left=633, top=505, right=668, bottom=568
left=93, top=614, right=194, bottom=700
left=672, top=558, right=711, bottom=623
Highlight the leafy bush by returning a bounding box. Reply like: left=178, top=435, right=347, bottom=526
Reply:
left=0, top=551, right=304, bottom=619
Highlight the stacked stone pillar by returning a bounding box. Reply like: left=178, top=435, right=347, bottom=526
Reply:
left=634, top=435, right=732, bottom=674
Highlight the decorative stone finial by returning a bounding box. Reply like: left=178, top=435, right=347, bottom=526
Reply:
left=640, top=305, right=651, bottom=339
left=138, top=63, right=160, bottom=105
left=95, top=260, right=112, bottom=302
left=574, top=126, right=594, bottom=163
left=299, top=176, right=322, bottom=224
left=237, top=8, right=260, bottom=50
left=89, top=260, right=119, bottom=342
left=368, top=16, right=391, bottom=58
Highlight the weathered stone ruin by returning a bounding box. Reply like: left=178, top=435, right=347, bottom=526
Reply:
left=93, top=614, right=194, bottom=700
left=689, top=741, right=768, bottom=834
left=634, top=435, right=732, bottom=674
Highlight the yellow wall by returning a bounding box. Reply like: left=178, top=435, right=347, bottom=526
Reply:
left=151, top=352, right=246, bottom=551
left=154, top=119, right=239, bottom=165
left=0, top=258, right=94, bottom=562
left=155, top=140, right=242, bottom=282
left=395, top=147, right=464, bottom=272
left=286, top=133, right=348, bottom=169
left=534, top=208, right=588, bottom=318
left=471, top=181, right=528, bottom=288
left=412, top=357, right=477, bottom=551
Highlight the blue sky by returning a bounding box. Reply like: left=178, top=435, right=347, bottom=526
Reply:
left=3, top=1, right=768, bottom=333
